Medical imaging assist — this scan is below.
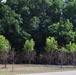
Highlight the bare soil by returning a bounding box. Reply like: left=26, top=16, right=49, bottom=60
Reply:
left=0, top=64, right=76, bottom=74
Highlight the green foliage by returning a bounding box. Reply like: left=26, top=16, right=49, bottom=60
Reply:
left=50, top=19, right=76, bottom=44
left=66, top=42, right=76, bottom=53
left=0, top=4, right=22, bottom=33
left=53, top=0, right=64, bottom=8
left=5, top=0, right=64, bottom=52
left=45, top=37, right=58, bottom=52
left=0, top=35, right=10, bottom=52
left=59, top=47, right=67, bottom=52
left=63, top=1, right=76, bottom=29
left=1, top=0, right=76, bottom=54
left=23, top=39, right=35, bottom=51
left=0, top=3, right=31, bottom=50
left=0, top=0, right=76, bottom=64
left=28, top=16, right=40, bottom=31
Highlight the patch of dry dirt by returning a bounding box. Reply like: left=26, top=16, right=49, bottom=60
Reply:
left=0, top=64, right=76, bottom=74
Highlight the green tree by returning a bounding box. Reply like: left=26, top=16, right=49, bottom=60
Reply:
left=0, top=35, right=10, bottom=68
left=59, top=47, right=66, bottom=68
left=23, top=38, right=36, bottom=64
left=0, top=35, right=10, bottom=51
left=26, top=16, right=40, bottom=34
left=45, top=37, right=58, bottom=52
left=6, top=0, right=64, bottom=53
left=66, top=42, right=76, bottom=67
left=48, top=0, right=64, bottom=23
left=63, top=1, right=76, bottom=29
left=0, top=3, right=31, bottom=51
left=50, top=19, right=76, bottom=45
left=44, top=37, right=58, bottom=64
left=6, top=0, right=52, bottom=52
left=24, top=39, right=35, bottom=51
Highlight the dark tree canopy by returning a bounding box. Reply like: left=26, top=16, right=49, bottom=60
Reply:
left=0, top=0, right=75, bottom=54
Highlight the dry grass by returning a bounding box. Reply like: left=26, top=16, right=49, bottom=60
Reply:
left=0, top=64, right=76, bottom=75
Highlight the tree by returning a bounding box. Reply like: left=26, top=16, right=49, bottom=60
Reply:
left=50, top=19, right=76, bottom=45
left=26, top=16, right=40, bottom=41
left=5, top=0, right=64, bottom=53
left=8, top=48, right=18, bottom=71
left=45, top=37, right=58, bottom=52
left=66, top=42, right=76, bottom=67
left=0, top=35, right=10, bottom=68
left=58, top=47, right=66, bottom=68
left=0, top=3, right=31, bottom=51
left=44, top=37, right=58, bottom=64
left=6, top=0, right=52, bottom=52
left=63, top=1, right=76, bottom=29
left=6, top=0, right=18, bottom=11
left=49, top=0, right=64, bottom=23
left=23, top=38, right=36, bottom=64
left=24, top=39, right=35, bottom=51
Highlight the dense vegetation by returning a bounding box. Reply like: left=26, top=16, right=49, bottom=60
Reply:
left=0, top=0, right=76, bottom=65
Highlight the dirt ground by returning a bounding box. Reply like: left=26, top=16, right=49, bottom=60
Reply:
left=0, top=64, right=76, bottom=74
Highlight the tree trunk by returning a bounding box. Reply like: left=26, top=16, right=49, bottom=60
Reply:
left=12, top=50, right=15, bottom=71
left=4, top=52, right=7, bottom=68
left=60, top=51, right=64, bottom=68
left=72, top=53, right=75, bottom=68
left=61, top=57, right=63, bottom=68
